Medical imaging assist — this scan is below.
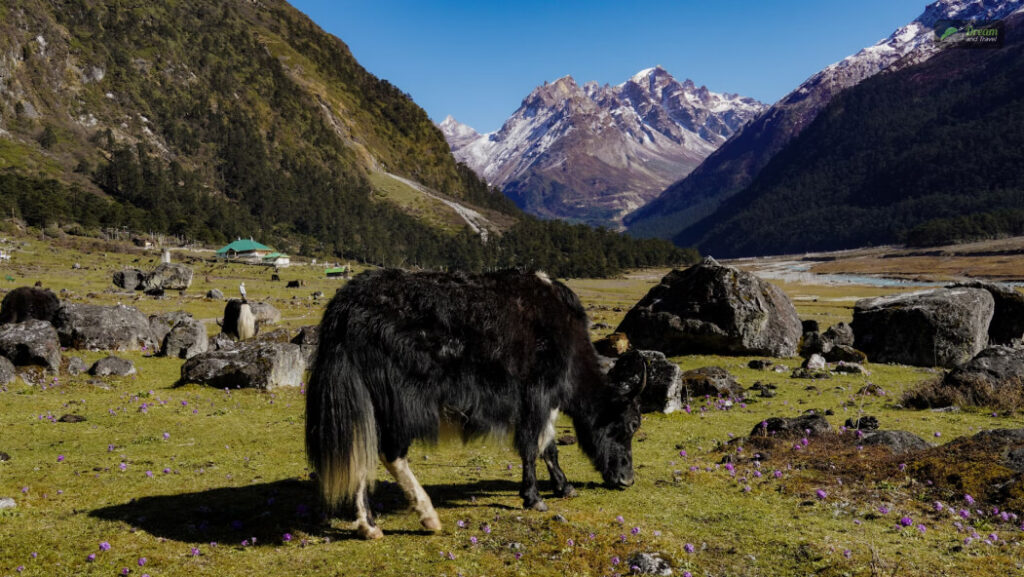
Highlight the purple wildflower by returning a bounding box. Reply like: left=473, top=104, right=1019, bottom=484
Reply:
left=899, top=516, right=913, bottom=527
left=99, top=542, right=111, bottom=551
left=816, top=489, right=827, bottom=500
left=87, top=554, right=96, bottom=562
left=684, top=543, right=695, bottom=553
left=138, top=557, right=147, bottom=566
left=964, top=494, right=976, bottom=505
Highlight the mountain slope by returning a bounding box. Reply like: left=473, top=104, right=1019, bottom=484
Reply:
left=626, top=0, right=1024, bottom=240
left=443, top=68, right=763, bottom=227
left=0, top=0, right=511, bottom=257
left=673, top=10, right=1024, bottom=258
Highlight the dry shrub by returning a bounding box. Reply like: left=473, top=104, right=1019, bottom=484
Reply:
left=901, top=375, right=1024, bottom=413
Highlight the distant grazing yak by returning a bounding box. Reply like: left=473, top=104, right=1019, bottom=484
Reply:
left=306, top=269, right=645, bottom=539
left=0, top=286, right=59, bottom=325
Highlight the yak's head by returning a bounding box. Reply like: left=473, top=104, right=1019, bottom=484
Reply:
left=578, top=352, right=647, bottom=489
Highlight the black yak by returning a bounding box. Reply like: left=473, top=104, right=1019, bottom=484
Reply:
left=0, top=286, right=59, bottom=325
left=306, top=269, right=644, bottom=539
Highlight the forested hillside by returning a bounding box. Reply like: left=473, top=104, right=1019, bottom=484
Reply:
left=674, top=12, right=1024, bottom=258
left=0, top=0, right=692, bottom=276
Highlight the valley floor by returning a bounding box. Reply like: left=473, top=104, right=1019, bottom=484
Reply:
left=1, top=231, right=1022, bottom=577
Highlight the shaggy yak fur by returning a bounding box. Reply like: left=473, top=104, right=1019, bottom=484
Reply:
left=306, top=269, right=644, bottom=539
left=0, top=286, right=59, bottom=325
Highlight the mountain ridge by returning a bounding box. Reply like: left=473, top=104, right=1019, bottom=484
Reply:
left=442, top=67, right=764, bottom=227
left=626, top=0, right=1024, bottom=240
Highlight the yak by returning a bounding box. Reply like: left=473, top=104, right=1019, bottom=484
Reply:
left=0, top=286, right=59, bottom=325
left=305, top=269, right=644, bottom=539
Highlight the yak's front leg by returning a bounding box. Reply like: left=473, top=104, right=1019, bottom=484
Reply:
left=516, top=408, right=558, bottom=511
left=542, top=442, right=577, bottom=498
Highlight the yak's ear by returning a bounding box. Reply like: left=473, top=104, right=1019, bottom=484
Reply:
left=620, top=361, right=647, bottom=401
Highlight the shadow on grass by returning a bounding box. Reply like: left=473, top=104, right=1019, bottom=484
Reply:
left=88, top=477, right=561, bottom=544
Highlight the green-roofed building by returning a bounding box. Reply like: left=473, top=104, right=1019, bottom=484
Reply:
left=216, top=238, right=275, bottom=263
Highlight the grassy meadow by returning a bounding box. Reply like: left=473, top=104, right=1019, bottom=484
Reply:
left=1, top=231, right=1022, bottom=577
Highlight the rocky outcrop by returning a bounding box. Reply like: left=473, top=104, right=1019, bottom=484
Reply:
left=112, top=269, right=145, bottom=290
left=53, top=302, right=157, bottom=351
left=948, top=281, right=1024, bottom=345
left=750, top=414, right=830, bottom=438
left=0, top=287, right=59, bottom=325
left=179, top=342, right=305, bottom=390
left=0, top=319, right=61, bottom=371
left=0, top=356, right=16, bottom=385
left=161, top=317, right=208, bottom=359
left=149, top=311, right=194, bottom=347
left=942, top=345, right=1024, bottom=400
left=860, top=430, right=930, bottom=454
left=852, top=288, right=994, bottom=368
left=617, top=258, right=802, bottom=357
left=141, top=263, right=193, bottom=291
left=680, top=366, right=743, bottom=399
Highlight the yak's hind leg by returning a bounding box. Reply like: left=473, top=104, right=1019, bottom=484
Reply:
left=353, top=477, right=383, bottom=540
left=383, top=457, right=442, bottom=532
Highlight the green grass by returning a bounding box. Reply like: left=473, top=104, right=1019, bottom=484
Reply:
left=1, top=231, right=1022, bottom=576
left=367, top=172, right=464, bottom=234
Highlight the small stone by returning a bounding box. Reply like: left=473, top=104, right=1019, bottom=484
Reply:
left=0, top=451, right=10, bottom=461
left=89, top=356, right=136, bottom=377
left=844, top=416, right=879, bottom=431
left=626, top=552, right=673, bottom=576
left=748, top=359, right=773, bottom=370
left=0, top=497, right=16, bottom=510
left=57, top=414, right=87, bottom=423
left=556, top=435, right=577, bottom=446
left=66, top=356, right=87, bottom=376
left=551, top=514, right=568, bottom=523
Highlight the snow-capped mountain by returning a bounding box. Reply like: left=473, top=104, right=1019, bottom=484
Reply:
left=441, top=67, right=764, bottom=227
left=626, top=0, right=1024, bottom=240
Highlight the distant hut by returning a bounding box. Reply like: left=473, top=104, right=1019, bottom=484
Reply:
left=262, top=252, right=291, bottom=268
left=216, top=238, right=274, bottom=264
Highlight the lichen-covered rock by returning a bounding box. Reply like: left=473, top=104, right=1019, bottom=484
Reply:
left=112, top=269, right=145, bottom=290
left=750, top=414, right=830, bottom=438
left=948, top=281, right=1024, bottom=345
left=54, top=302, right=157, bottom=351
left=179, top=342, right=305, bottom=390
left=824, top=344, right=867, bottom=364
left=860, top=430, right=931, bottom=454
left=680, top=366, right=744, bottom=399
left=852, top=288, right=994, bottom=368
left=823, top=322, right=855, bottom=348
left=149, top=311, right=194, bottom=347
left=67, top=356, right=87, bottom=375
left=0, top=286, right=60, bottom=325
left=616, top=257, right=802, bottom=357
left=609, top=350, right=683, bottom=413
left=941, top=345, right=1024, bottom=401
left=626, top=552, right=673, bottom=576
left=161, top=317, right=208, bottom=360
left=206, top=288, right=224, bottom=300
left=141, top=263, right=193, bottom=291
left=802, top=354, right=826, bottom=371
left=291, top=325, right=319, bottom=347
left=0, top=356, right=16, bottom=385
left=89, top=356, right=136, bottom=377
left=0, top=319, right=61, bottom=371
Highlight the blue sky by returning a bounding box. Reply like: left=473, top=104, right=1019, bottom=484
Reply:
left=289, top=0, right=926, bottom=133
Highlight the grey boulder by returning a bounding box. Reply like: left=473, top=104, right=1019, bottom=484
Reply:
left=112, top=269, right=145, bottom=290
left=852, top=288, right=994, bottom=368
left=54, top=302, right=157, bottom=351
left=149, top=311, right=194, bottom=346
left=179, top=342, right=305, bottom=390
left=943, top=345, right=1024, bottom=399
left=0, top=356, right=16, bottom=385
left=0, top=319, right=61, bottom=371
left=89, top=356, right=136, bottom=377
left=161, top=317, right=209, bottom=360
left=141, top=263, right=194, bottom=291
left=680, top=366, right=744, bottom=399
left=750, top=414, right=830, bottom=438
left=859, top=430, right=931, bottom=454
left=948, top=281, right=1024, bottom=345
left=617, top=257, right=802, bottom=357
left=249, top=301, right=282, bottom=325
